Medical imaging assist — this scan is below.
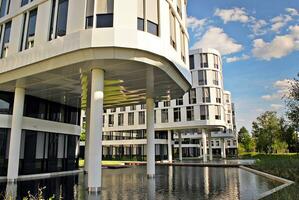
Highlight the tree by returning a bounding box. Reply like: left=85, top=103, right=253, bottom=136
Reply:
left=238, top=126, right=255, bottom=152
left=285, top=73, right=299, bottom=129
left=252, top=111, right=288, bottom=154
left=280, top=118, right=299, bottom=153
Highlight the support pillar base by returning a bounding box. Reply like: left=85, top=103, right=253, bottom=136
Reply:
left=88, top=187, right=101, bottom=194
left=147, top=174, right=155, bottom=179
left=7, top=179, right=17, bottom=183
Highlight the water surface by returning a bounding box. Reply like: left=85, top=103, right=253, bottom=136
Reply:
left=0, top=166, right=281, bottom=200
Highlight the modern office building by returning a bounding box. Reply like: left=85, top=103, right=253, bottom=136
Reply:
left=0, top=0, right=191, bottom=192
left=90, top=48, right=237, bottom=162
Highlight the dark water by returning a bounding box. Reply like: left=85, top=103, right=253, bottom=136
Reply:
left=0, top=166, right=281, bottom=200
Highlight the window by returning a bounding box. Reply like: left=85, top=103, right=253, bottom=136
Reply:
left=188, top=88, right=196, bottom=104
left=146, top=0, right=159, bottom=35
left=200, top=105, right=209, bottom=120
left=96, top=0, right=114, bottom=28
left=213, top=71, right=219, bottom=85
left=141, top=104, right=146, bottom=110
left=202, top=87, right=210, bottom=103
left=189, top=55, right=194, bottom=70
left=0, top=0, right=10, bottom=18
left=20, top=9, right=37, bottom=51
left=200, top=53, right=208, bottom=68
left=0, top=92, right=13, bottom=114
left=227, top=140, right=231, bottom=146
left=169, top=11, right=176, bottom=49
left=1, top=21, right=11, bottom=58
left=216, top=88, right=221, bottom=103
left=130, top=105, right=136, bottom=111
left=128, top=112, right=134, bottom=125
left=137, top=0, right=145, bottom=31
left=177, top=0, right=182, bottom=18
left=21, top=0, right=33, bottom=7
left=155, top=102, right=159, bottom=108
left=108, top=114, right=114, bottom=126
left=163, top=101, right=170, bottom=107
left=120, top=107, right=126, bottom=112
left=154, top=110, right=156, bottom=123
left=118, top=113, right=124, bottom=126
left=215, top=105, right=221, bottom=120
left=110, top=108, right=116, bottom=112
left=161, top=109, right=168, bottom=123
left=216, top=141, right=220, bottom=146
left=186, top=106, right=194, bottom=121
left=225, top=94, right=230, bottom=103
left=198, top=71, right=207, bottom=85
left=226, top=114, right=231, bottom=124
left=214, top=54, right=219, bottom=69
left=211, top=141, right=214, bottom=147
left=137, top=0, right=159, bottom=35
left=176, top=98, right=183, bottom=106
left=49, top=0, right=69, bottom=40
left=174, top=107, right=181, bottom=122
left=180, top=29, right=185, bottom=62
left=138, top=111, right=145, bottom=125
left=85, top=0, right=94, bottom=28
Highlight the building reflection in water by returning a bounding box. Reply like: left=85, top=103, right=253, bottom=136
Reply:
left=0, top=166, right=281, bottom=200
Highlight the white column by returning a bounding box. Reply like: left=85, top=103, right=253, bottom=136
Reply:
left=208, top=132, right=213, bottom=161
left=146, top=67, right=155, bottom=178
left=167, top=130, right=173, bottom=162
left=7, top=87, right=25, bottom=182
left=202, top=129, right=207, bottom=162
left=88, top=69, right=104, bottom=193
left=221, top=138, right=226, bottom=159
left=178, top=132, right=182, bottom=161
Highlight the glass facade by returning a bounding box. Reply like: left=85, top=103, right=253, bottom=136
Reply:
left=0, top=91, right=80, bottom=176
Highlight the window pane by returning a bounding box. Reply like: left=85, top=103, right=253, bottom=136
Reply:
left=146, top=0, right=158, bottom=24
left=21, top=0, right=29, bottom=7
left=56, top=0, right=68, bottom=37
left=137, top=18, right=144, bottom=31
left=189, top=55, right=194, bottom=69
left=147, top=20, right=158, bottom=35
left=0, top=0, right=9, bottom=17
left=96, top=13, right=113, bottom=28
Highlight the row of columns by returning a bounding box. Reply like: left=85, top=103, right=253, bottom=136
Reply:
left=174, top=129, right=227, bottom=162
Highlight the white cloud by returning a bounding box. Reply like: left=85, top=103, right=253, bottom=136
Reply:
left=251, top=19, right=268, bottom=36
left=270, top=15, right=292, bottom=32
left=191, top=27, right=243, bottom=55
left=262, top=79, right=293, bottom=101
left=214, top=7, right=249, bottom=24
left=226, top=54, right=250, bottom=63
left=270, top=104, right=284, bottom=111
left=187, top=16, right=207, bottom=31
left=286, top=8, right=299, bottom=16
left=187, top=16, right=208, bottom=37
left=252, top=25, right=299, bottom=60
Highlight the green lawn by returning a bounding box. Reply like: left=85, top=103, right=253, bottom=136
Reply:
left=239, top=153, right=299, bottom=200
left=79, top=160, right=125, bottom=167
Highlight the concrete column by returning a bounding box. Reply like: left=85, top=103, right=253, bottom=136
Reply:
left=88, top=69, right=104, bottom=193
left=167, top=130, right=173, bottom=162
left=178, top=132, right=182, bottom=161
left=202, top=129, right=207, bottom=162
left=146, top=67, right=155, bottom=178
left=7, top=87, right=25, bottom=182
left=208, top=132, right=213, bottom=161
left=221, top=138, right=226, bottom=159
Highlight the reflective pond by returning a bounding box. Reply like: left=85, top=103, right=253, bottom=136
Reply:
left=0, top=166, right=281, bottom=200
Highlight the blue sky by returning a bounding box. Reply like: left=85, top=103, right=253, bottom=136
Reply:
left=187, top=0, right=299, bottom=132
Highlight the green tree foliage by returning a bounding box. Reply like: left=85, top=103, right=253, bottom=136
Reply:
left=285, top=73, right=299, bottom=129
left=252, top=111, right=288, bottom=154
left=238, top=126, right=255, bottom=152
